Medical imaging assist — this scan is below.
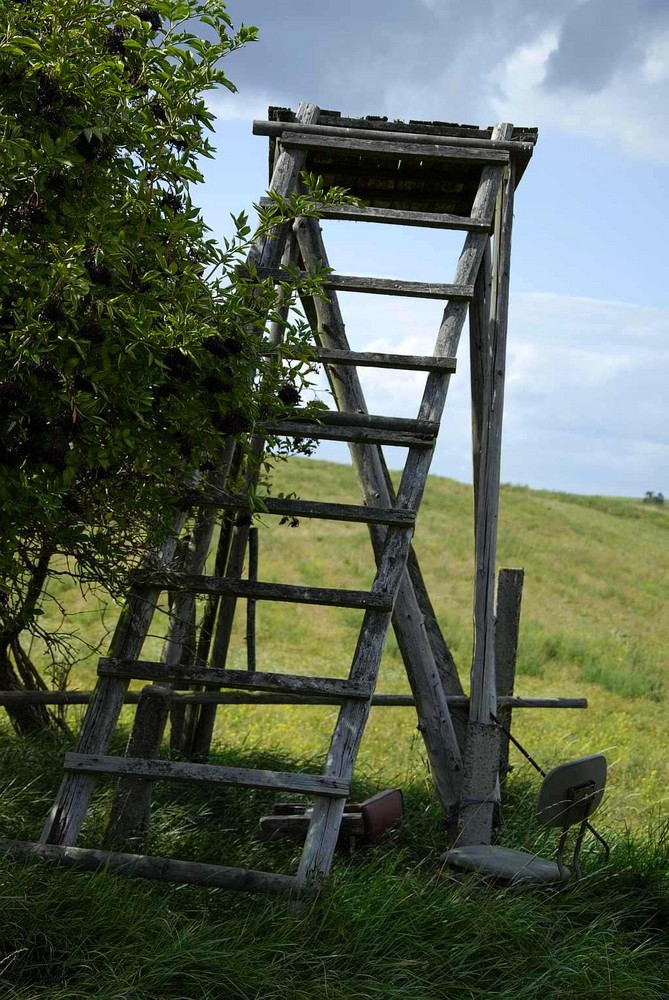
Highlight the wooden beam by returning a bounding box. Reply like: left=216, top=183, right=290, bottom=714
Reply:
left=190, top=101, right=322, bottom=758
left=495, top=568, right=524, bottom=779
left=254, top=119, right=536, bottom=156
left=39, top=507, right=192, bottom=848
left=103, top=684, right=172, bottom=851
left=304, top=349, right=457, bottom=372
left=294, top=215, right=466, bottom=834
left=185, top=491, right=417, bottom=527
left=458, top=126, right=517, bottom=847
left=254, top=268, right=475, bottom=301
left=263, top=419, right=435, bottom=448
left=0, top=839, right=304, bottom=895
left=64, top=753, right=350, bottom=798
left=134, top=574, right=394, bottom=611
left=258, top=198, right=490, bottom=232
left=98, top=660, right=372, bottom=700
left=0, top=691, right=588, bottom=709
left=280, top=132, right=510, bottom=165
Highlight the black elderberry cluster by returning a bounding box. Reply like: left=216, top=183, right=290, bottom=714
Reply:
left=13, top=196, right=49, bottom=227
left=202, top=334, right=244, bottom=359
left=163, top=348, right=195, bottom=382
left=160, top=192, right=182, bottom=213
left=73, top=131, right=115, bottom=163
left=0, top=375, right=29, bottom=411
left=78, top=315, right=106, bottom=344
left=45, top=170, right=67, bottom=196
left=33, top=359, right=61, bottom=386
left=72, top=373, right=94, bottom=393
left=137, top=7, right=162, bottom=31
left=277, top=384, right=300, bottom=407
left=40, top=295, right=66, bottom=322
left=149, top=98, right=167, bottom=123
left=35, top=70, right=66, bottom=124
left=174, top=433, right=194, bottom=459
left=202, top=372, right=234, bottom=395
left=211, top=411, right=252, bottom=435
left=106, top=24, right=128, bottom=56
left=84, top=257, right=113, bottom=287
left=61, top=493, right=83, bottom=515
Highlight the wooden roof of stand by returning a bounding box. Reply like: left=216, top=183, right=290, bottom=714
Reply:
left=262, top=107, right=538, bottom=217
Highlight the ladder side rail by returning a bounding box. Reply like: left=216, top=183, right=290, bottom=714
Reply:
left=188, top=101, right=321, bottom=756
left=458, top=131, right=517, bottom=845
left=469, top=240, right=493, bottom=515
left=40, top=507, right=191, bottom=846
left=372, top=129, right=510, bottom=814
left=293, top=218, right=462, bottom=697
left=294, top=219, right=469, bottom=813
left=177, top=504, right=237, bottom=753
left=41, top=96, right=321, bottom=839
left=103, top=455, right=235, bottom=843
left=190, top=236, right=300, bottom=757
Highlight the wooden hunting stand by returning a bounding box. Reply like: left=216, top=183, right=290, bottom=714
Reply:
left=1, top=105, right=586, bottom=898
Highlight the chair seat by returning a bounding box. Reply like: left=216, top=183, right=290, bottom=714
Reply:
left=441, top=845, right=570, bottom=884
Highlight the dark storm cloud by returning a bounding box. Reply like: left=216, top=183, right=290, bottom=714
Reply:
left=222, top=0, right=549, bottom=116
left=542, top=0, right=669, bottom=93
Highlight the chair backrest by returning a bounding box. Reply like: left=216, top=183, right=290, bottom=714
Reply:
left=535, top=754, right=607, bottom=829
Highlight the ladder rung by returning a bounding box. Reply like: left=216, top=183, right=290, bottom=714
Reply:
left=314, top=349, right=457, bottom=373
left=98, top=660, right=372, bottom=701
left=280, top=132, right=510, bottom=166
left=283, top=410, right=438, bottom=433
left=63, top=753, right=350, bottom=798
left=135, top=573, right=394, bottom=611
left=259, top=346, right=457, bottom=373
left=183, top=491, right=416, bottom=527
left=263, top=420, right=434, bottom=449
left=259, top=197, right=491, bottom=232
left=253, top=267, right=474, bottom=301
left=0, top=839, right=304, bottom=895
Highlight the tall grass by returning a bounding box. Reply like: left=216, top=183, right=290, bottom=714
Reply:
left=1, top=460, right=668, bottom=996
left=1, top=730, right=668, bottom=999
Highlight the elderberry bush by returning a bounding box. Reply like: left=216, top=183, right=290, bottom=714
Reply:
left=0, top=0, right=343, bottom=723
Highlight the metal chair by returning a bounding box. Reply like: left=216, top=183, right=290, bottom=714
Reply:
left=441, top=754, right=607, bottom=885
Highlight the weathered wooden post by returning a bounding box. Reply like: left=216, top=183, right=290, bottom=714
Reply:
left=458, top=133, right=517, bottom=845
left=495, top=567, right=524, bottom=779
left=103, top=685, right=172, bottom=850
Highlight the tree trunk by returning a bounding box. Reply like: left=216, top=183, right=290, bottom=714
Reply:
left=0, top=544, right=65, bottom=735
left=0, top=639, right=61, bottom=735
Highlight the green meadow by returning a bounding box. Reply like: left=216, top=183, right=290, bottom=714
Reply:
left=1, top=458, right=667, bottom=998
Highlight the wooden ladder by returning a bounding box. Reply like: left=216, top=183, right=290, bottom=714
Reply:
left=0, top=104, right=530, bottom=895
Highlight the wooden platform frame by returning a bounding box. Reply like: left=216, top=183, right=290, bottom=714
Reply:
left=0, top=103, right=557, bottom=898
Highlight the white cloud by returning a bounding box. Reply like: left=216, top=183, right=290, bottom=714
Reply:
left=304, top=290, right=669, bottom=495
left=208, top=91, right=284, bottom=123
left=490, top=28, right=669, bottom=164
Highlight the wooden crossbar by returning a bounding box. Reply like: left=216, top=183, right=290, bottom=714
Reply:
left=0, top=840, right=303, bottom=895
left=63, top=753, right=350, bottom=797
left=259, top=197, right=491, bottom=232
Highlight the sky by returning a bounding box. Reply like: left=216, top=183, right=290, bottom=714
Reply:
left=195, top=0, right=668, bottom=497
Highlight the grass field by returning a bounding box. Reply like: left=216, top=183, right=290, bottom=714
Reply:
left=1, top=458, right=668, bottom=998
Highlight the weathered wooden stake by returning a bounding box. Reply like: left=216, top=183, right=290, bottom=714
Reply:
left=247, top=527, right=258, bottom=672
left=494, top=567, right=524, bottom=779
left=103, top=685, right=172, bottom=850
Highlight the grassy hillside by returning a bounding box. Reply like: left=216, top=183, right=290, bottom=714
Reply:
left=1, top=459, right=668, bottom=999
left=32, top=457, right=669, bottom=829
